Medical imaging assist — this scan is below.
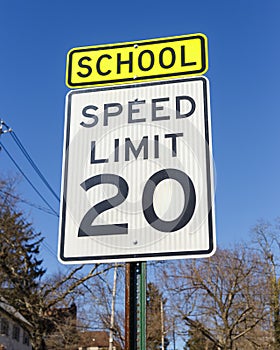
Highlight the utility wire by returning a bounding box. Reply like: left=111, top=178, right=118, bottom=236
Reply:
left=0, top=188, right=57, bottom=216
left=10, top=131, right=60, bottom=202
left=0, top=141, right=59, bottom=217
left=1, top=120, right=60, bottom=202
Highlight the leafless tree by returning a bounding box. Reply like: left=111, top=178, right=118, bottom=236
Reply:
left=161, top=247, right=269, bottom=350
left=87, top=264, right=125, bottom=349
left=251, top=218, right=280, bottom=349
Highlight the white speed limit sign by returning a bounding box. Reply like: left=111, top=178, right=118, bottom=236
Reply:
left=59, top=77, right=216, bottom=263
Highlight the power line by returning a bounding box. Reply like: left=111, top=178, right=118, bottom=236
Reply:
left=0, top=188, right=58, bottom=216
left=10, top=131, right=60, bottom=202
left=1, top=120, right=60, bottom=202
left=0, top=141, right=59, bottom=217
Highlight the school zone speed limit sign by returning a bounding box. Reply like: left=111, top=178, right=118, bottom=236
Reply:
left=58, top=77, right=216, bottom=263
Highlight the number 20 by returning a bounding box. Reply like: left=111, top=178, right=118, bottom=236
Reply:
left=78, top=168, right=196, bottom=237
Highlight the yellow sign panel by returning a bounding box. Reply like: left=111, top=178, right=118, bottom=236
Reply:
left=66, top=33, right=208, bottom=88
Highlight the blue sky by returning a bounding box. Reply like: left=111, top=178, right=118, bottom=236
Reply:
left=0, top=0, right=280, bottom=272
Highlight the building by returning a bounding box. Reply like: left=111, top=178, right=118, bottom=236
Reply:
left=77, top=331, right=122, bottom=350
left=0, top=298, right=32, bottom=350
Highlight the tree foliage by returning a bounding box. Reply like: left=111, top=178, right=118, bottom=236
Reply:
left=0, top=177, right=45, bottom=304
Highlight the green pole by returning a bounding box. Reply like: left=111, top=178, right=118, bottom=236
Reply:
left=138, top=262, right=146, bottom=349
left=125, top=262, right=147, bottom=350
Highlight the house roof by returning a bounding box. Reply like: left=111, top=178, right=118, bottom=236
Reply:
left=78, top=331, right=121, bottom=349
left=0, top=296, right=31, bottom=328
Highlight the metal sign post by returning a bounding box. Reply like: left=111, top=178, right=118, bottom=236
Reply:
left=125, top=262, right=146, bottom=350
left=137, top=262, right=147, bottom=349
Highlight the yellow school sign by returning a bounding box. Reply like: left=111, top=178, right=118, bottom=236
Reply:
left=66, top=33, right=208, bottom=88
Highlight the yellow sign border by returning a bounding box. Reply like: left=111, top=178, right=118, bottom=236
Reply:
left=66, top=33, right=208, bottom=88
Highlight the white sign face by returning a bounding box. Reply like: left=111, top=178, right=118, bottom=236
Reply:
left=59, top=77, right=215, bottom=263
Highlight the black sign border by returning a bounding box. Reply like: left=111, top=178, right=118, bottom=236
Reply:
left=67, top=34, right=207, bottom=88
left=59, top=77, right=215, bottom=263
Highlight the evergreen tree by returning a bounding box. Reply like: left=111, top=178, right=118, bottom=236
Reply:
left=185, top=325, right=216, bottom=350
left=0, top=179, right=45, bottom=301
left=146, top=282, right=169, bottom=350
left=252, top=219, right=280, bottom=350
